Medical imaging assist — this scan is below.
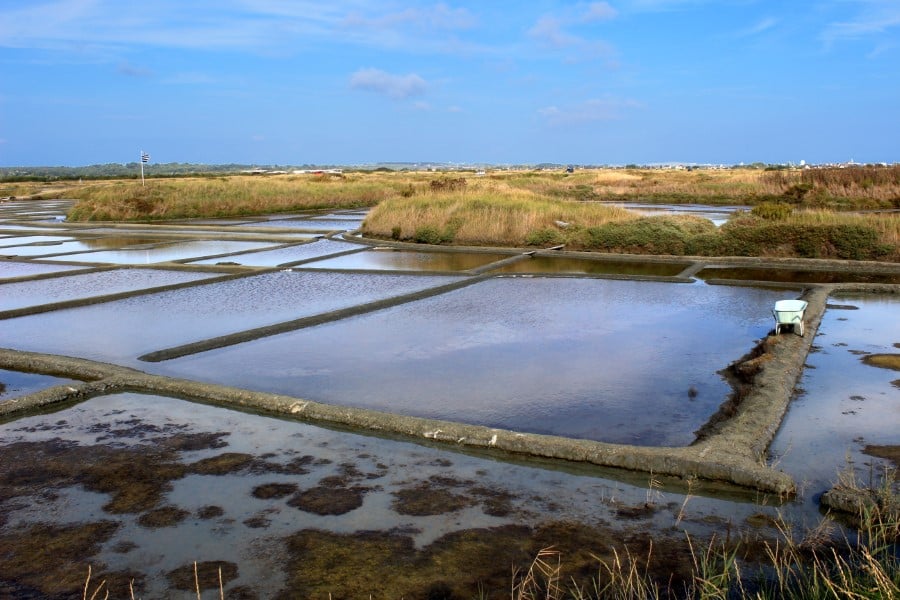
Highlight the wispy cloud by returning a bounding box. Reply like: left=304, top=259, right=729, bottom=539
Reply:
left=821, top=1, right=900, bottom=45
left=349, top=68, right=427, bottom=99
left=0, top=0, right=479, bottom=56
left=116, top=61, right=151, bottom=78
left=736, top=17, right=778, bottom=38
left=538, top=97, right=641, bottom=125
left=342, top=4, right=476, bottom=31
left=527, top=4, right=617, bottom=63
left=583, top=2, right=618, bottom=22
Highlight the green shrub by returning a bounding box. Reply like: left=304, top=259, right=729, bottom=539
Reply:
left=582, top=217, right=694, bottom=255
left=525, top=228, right=565, bottom=247
left=751, top=202, right=792, bottom=221
left=413, top=225, right=444, bottom=244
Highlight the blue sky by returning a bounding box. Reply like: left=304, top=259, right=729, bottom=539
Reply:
left=1, top=0, right=898, bottom=166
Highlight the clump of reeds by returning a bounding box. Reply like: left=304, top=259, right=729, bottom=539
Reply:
left=65, top=175, right=403, bottom=221
left=362, top=190, right=640, bottom=247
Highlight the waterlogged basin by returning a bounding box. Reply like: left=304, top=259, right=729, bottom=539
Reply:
left=188, top=239, right=361, bottom=267
left=158, top=278, right=795, bottom=447
left=0, top=272, right=464, bottom=361
left=771, top=293, right=900, bottom=503
left=493, top=256, right=689, bottom=277
left=0, top=235, right=73, bottom=247
left=0, top=368, right=77, bottom=399
left=304, top=250, right=513, bottom=272
left=0, top=392, right=789, bottom=599
left=610, top=203, right=746, bottom=226
left=241, top=219, right=363, bottom=231
left=0, top=261, right=84, bottom=280
left=46, top=240, right=279, bottom=264
left=0, top=268, right=220, bottom=313
left=697, top=267, right=900, bottom=285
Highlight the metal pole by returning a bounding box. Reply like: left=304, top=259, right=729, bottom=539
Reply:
left=140, top=150, right=145, bottom=186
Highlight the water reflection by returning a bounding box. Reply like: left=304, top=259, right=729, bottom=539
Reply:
left=0, top=392, right=788, bottom=598
left=0, top=272, right=464, bottom=361
left=697, top=267, right=900, bottom=285
left=188, top=239, right=361, bottom=267
left=45, top=240, right=279, bottom=264
left=0, top=368, right=77, bottom=399
left=304, top=250, right=513, bottom=271
left=0, top=269, right=219, bottom=313
left=158, top=278, right=795, bottom=447
left=0, top=261, right=84, bottom=280
left=771, top=293, right=900, bottom=515
left=494, top=256, right=689, bottom=276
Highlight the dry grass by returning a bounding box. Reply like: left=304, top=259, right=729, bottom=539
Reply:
left=56, top=167, right=900, bottom=222
left=363, top=187, right=639, bottom=246
left=64, top=174, right=409, bottom=221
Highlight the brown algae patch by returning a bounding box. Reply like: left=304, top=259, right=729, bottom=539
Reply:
left=861, top=353, right=900, bottom=371
left=0, top=521, right=136, bottom=597
left=287, top=484, right=368, bottom=515
left=278, top=522, right=705, bottom=599
left=167, top=560, right=239, bottom=592
left=252, top=482, right=299, bottom=499
left=392, top=481, right=475, bottom=516
left=137, top=505, right=191, bottom=528
left=863, top=445, right=900, bottom=473
left=188, top=452, right=255, bottom=475
left=0, top=439, right=187, bottom=514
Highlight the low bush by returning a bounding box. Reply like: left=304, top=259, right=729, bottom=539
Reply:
left=525, top=228, right=566, bottom=247
left=751, top=202, right=793, bottom=221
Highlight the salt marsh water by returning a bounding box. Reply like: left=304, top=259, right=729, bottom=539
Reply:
left=0, top=392, right=789, bottom=599
left=0, top=261, right=84, bottom=280
left=0, top=272, right=464, bottom=362
left=156, top=278, right=795, bottom=446
left=46, top=240, right=279, bottom=264
left=0, top=268, right=219, bottom=312
left=188, top=239, right=361, bottom=267
left=698, top=267, right=900, bottom=285
left=304, top=249, right=513, bottom=271
left=0, top=368, right=77, bottom=399
left=493, top=255, right=689, bottom=276
left=771, top=293, right=900, bottom=503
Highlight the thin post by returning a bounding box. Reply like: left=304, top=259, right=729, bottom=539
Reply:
left=140, top=150, right=145, bottom=186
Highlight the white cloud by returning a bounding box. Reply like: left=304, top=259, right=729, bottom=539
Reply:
left=583, top=2, right=618, bottom=22
left=820, top=1, right=900, bottom=46
left=736, top=17, right=778, bottom=38
left=342, top=4, right=476, bottom=31
left=529, top=16, right=579, bottom=49
left=538, top=97, right=641, bottom=125
left=116, top=61, right=151, bottom=78
left=349, top=68, right=427, bottom=99
left=527, top=6, right=617, bottom=63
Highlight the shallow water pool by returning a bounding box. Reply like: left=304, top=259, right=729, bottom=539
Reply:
left=0, top=272, right=465, bottom=362
left=0, top=268, right=220, bottom=313
left=156, top=278, right=796, bottom=447
left=303, top=250, right=514, bottom=272
left=771, top=293, right=900, bottom=511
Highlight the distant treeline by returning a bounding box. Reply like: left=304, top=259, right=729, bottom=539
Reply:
left=0, top=163, right=338, bottom=182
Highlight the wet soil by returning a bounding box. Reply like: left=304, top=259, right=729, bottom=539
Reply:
left=0, top=521, right=143, bottom=598
left=276, top=521, right=738, bottom=600
left=861, top=353, right=900, bottom=371
left=862, top=445, right=900, bottom=474
left=167, top=560, right=239, bottom=591
left=252, top=482, right=298, bottom=499
left=287, top=484, right=369, bottom=515
left=137, top=505, right=191, bottom=528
